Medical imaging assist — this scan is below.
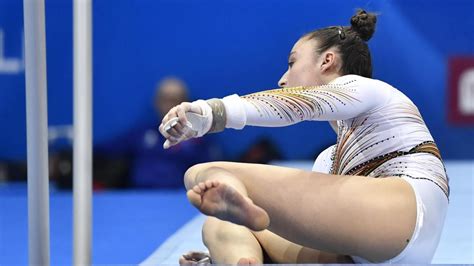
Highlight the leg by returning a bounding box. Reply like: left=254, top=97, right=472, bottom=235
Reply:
left=202, top=217, right=263, bottom=264
left=253, top=230, right=353, bottom=263
left=202, top=216, right=353, bottom=264
left=185, top=162, right=417, bottom=262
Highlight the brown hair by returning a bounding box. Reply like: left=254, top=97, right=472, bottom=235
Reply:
left=304, top=9, right=377, bottom=78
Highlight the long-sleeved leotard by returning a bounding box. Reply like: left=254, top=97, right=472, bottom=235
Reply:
left=221, top=75, right=449, bottom=199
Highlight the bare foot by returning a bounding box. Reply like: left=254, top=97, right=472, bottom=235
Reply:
left=237, top=257, right=259, bottom=265
left=186, top=180, right=270, bottom=231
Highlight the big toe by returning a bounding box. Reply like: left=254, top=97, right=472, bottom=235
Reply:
left=186, top=189, right=202, bottom=207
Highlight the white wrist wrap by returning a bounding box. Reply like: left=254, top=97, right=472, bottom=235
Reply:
left=222, top=94, right=247, bottom=129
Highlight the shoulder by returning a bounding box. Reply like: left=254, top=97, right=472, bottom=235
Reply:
left=330, top=75, right=394, bottom=103
left=333, top=75, right=393, bottom=90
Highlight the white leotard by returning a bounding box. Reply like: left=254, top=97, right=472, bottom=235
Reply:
left=222, top=74, right=449, bottom=199
left=219, top=74, right=449, bottom=263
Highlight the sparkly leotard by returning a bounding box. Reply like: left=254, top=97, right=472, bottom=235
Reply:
left=222, top=74, right=449, bottom=199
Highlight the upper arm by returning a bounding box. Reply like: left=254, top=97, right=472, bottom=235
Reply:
left=223, top=75, right=390, bottom=129
left=234, top=77, right=391, bottom=127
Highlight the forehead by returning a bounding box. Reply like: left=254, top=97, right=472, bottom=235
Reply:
left=291, top=38, right=317, bottom=56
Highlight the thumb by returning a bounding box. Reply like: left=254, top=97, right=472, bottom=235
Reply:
left=163, top=139, right=179, bottom=149
left=163, top=139, right=172, bottom=149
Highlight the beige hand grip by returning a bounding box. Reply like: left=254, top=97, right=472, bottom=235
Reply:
left=162, top=112, right=207, bottom=149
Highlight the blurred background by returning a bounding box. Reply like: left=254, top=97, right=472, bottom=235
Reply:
left=0, top=0, right=473, bottom=264
left=1, top=0, right=474, bottom=187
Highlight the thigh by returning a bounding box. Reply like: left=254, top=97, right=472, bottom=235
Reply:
left=253, top=229, right=353, bottom=264
left=186, top=161, right=417, bottom=262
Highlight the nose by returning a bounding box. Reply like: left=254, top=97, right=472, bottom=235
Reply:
left=278, top=70, right=288, bottom=87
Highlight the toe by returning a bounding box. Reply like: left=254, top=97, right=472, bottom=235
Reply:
left=204, top=180, right=213, bottom=189
left=237, top=258, right=249, bottom=265
left=211, top=180, right=220, bottom=187
left=237, top=257, right=259, bottom=265
left=192, top=185, right=201, bottom=194
left=248, top=258, right=257, bottom=264
left=187, top=189, right=202, bottom=207
left=198, top=182, right=206, bottom=191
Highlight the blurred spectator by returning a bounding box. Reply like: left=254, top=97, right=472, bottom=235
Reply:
left=238, top=136, right=283, bottom=164
left=0, top=160, right=27, bottom=183
left=94, top=77, right=222, bottom=189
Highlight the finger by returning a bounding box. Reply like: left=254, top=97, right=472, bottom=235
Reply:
left=162, top=106, right=179, bottom=124
left=163, top=134, right=180, bottom=149
left=163, top=139, right=170, bottom=149
left=167, top=127, right=183, bottom=139
left=163, top=139, right=174, bottom=149
left=161, top=117, right=179, bottom=135
left=197, top=257, right=211, bottom=264
left=161, top=118, right=178, bottom=136
left=176, top=104, right=188, bottom=125
left=167, top=135, right=180, bottom=143
left=162, top=116, right=177, bottom=130
left=168, top=121, right=188, bottom=136
left=178, top=257, right=193, bottom=265
left=172, top=122, right=187, bottom=135
left=163, top=138, right=179, bottom=149
left=159, top=120, right=175, bottom=137
left=164, top=106, right=178, bottom=120
left=159, top=126, right=172, bottom=139
left=164, top=119, right=179, bottom=132
left=158, top=124, right=165, bottom=135
left=187, top=251, right=207, bottom=260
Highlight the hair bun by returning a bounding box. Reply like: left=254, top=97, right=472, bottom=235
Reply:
left=350, top=9, right=377, bottom=41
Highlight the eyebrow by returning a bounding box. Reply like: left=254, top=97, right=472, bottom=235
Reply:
left=288, top=51, right=296, bottom=60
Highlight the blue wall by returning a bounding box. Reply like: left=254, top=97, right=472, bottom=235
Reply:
left=1, top=0, right=473, bottom=161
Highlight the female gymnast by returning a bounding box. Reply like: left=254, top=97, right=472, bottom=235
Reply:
left=159, top=10, right=449, bottom=264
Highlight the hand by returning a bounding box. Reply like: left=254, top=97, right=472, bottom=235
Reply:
left=159, top=102, right=200, bottom=148
left=179, top=251, right=211, bottom=265
left=159, top=101, right=212, bottom=149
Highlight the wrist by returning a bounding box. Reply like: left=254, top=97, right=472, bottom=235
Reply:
left=206, top=99, right=226, bottom=133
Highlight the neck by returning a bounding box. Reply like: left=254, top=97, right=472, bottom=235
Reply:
left=322, top=73, right=342, bottom=84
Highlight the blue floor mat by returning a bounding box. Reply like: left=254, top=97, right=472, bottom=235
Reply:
left=0, top=185, right=199, bottom=265
left=1, top=160, right=473, bottom=264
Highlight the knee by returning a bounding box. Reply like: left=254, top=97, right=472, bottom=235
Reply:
left=202, top=217, right=232, bottom=246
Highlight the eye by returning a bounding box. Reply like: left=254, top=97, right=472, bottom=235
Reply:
left=288, top=61, right=294, bottom=68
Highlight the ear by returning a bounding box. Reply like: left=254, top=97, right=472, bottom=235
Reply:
left=319, top=51, right=337, bottom=73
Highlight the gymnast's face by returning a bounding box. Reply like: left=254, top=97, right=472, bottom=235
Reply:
left=278, top=37, right=339, bottom=88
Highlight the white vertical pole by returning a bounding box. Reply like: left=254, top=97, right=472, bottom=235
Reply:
left=73, top=0, right=93, bottom=265
left=23, top=0, right=50, bottom=264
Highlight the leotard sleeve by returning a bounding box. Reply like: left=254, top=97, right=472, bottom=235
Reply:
left=222, top=75, right=391, bottom=129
